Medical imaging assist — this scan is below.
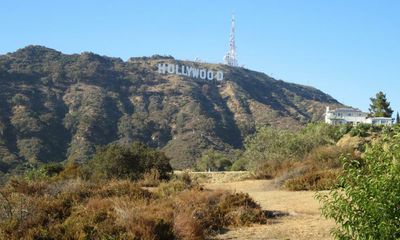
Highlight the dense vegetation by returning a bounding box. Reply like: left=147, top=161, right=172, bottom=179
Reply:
left=195, top=150, right=234, bottom=172
left=318, top=125, right=400, bottom=239
left=237, top=123, right=346, bottom=171
left=87, top=142, right=172, bottom=181
left=0, top=145, right=266, bottom=240
left=229, top=122, right=393, bottom=190
left=0, top=45, right=342, bottom=173
left=0, top=177, right=266, bottom=239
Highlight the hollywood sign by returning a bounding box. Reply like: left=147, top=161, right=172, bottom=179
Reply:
left=157, top=63, right=224, bottom=81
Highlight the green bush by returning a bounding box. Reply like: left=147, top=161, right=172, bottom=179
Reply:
left=349, top=123, right=370, bottom=137
left=317, top=126, right=400, bottom=239
left=42, top=162, right=64, bottom=176
left=88, top=142, right=172, bottom=181
left=301, top=122, right=349, bottom=143
left=196, top=150, right=232, bottom=172
left=230, top=158, right=247, bottom=171
left=240, top=123, right=344, bottom=172
left=349, top=123, right=384, bottom=137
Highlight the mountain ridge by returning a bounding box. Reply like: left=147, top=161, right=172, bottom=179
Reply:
left=0, top=45, right=343, bottom=170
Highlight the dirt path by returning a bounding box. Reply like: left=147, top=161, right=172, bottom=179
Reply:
left=205, top=180, right=335, bottom=240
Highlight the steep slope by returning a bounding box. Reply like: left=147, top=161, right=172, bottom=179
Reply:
left=0, top=46, right=343, bottom=170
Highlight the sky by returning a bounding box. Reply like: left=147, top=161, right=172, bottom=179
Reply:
left=1, top=0, right=399, bottom=114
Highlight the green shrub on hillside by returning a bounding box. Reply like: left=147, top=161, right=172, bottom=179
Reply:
left=317, top=126, right=400, bottom=239
left=196, top=150, right=232, bottom=172
left=23, top=163, right=64, bottom=181
left=348, top=123, right=384, bottom=137
left=302, top=122, right=349, bottom=143
left=88, top=142, right=172, bottom=181
left=240, top=123, right=344, bottom=172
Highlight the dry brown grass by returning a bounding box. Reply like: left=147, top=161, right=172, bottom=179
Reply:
left=95, top=179, right=154, bottom=200
left=206, top=178, right=335, bottom=240
left=255, top=145, right=353, bottom=191
left=112, top=198, right=175, bottom=240
left=0, top=175, right=266, bottom=240
left=137, top=169, right=162, bottom=187
left=284, top=169, right=340, bottom=191
left=176, top=171, right=254, bottom=184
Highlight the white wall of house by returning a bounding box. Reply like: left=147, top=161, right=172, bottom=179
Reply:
left=325, top=106, right=393, bottom=126
left=365, top=117, right=393, bottom=126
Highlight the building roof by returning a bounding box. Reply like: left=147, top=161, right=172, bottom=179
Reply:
left=328, top=107, right=363, bottom=113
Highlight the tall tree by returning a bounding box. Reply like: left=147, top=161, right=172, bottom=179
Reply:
left=396, top=112, right=400, bottom=125
left=368, top=91, right=393, bottom=117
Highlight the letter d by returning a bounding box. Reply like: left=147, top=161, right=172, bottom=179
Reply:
left=216, top=71, right=224, bottom=81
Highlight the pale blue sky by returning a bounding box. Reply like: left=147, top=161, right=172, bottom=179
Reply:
left=1, top=1, right=399, bottom=114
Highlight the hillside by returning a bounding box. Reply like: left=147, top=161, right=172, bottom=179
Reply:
left=0, top=45, right=343, bottom=171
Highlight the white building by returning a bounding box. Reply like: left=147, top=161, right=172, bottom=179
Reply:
left=364, top=117, right=393, bottom=125
left=325, top=107, right=393, bottom=126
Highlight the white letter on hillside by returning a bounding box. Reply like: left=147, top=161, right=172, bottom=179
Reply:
left=216, top=71, right=224, bottom=81
left=158, top=63, right=167, bottom=74
left=207, top=71, right=214, bottom=81
left=200, top=69, right=206, bottom=79
left=167, top=64, right=175, bottom=74
left=175, top=65, right=181, bottom=75
left=190, top=67, right=200, bottom=78
left=181, top=65, right=187, bottom=76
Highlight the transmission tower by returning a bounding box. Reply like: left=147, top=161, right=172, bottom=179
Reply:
left=223, top=14, right=238, bottom=67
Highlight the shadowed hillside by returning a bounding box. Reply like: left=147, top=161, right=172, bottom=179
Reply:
left=0, top=45, right=343, bottom=170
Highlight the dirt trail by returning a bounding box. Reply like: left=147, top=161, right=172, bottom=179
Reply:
left=205, top=179, right=335, bottom=240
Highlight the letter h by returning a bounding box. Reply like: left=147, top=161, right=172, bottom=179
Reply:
left=158, top=63, right=167, bottom=74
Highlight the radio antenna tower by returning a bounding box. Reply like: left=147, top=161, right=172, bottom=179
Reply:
left=223, top=14, right=238, bottom=67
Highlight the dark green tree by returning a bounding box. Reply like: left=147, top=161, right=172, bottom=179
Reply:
left=89, top=142, right=172, bottom=180
left=396, top=112, right=400, bottom=125
left=368, top=91, right=393, bottom=117
left=196, top=150, right=231, bottom=171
